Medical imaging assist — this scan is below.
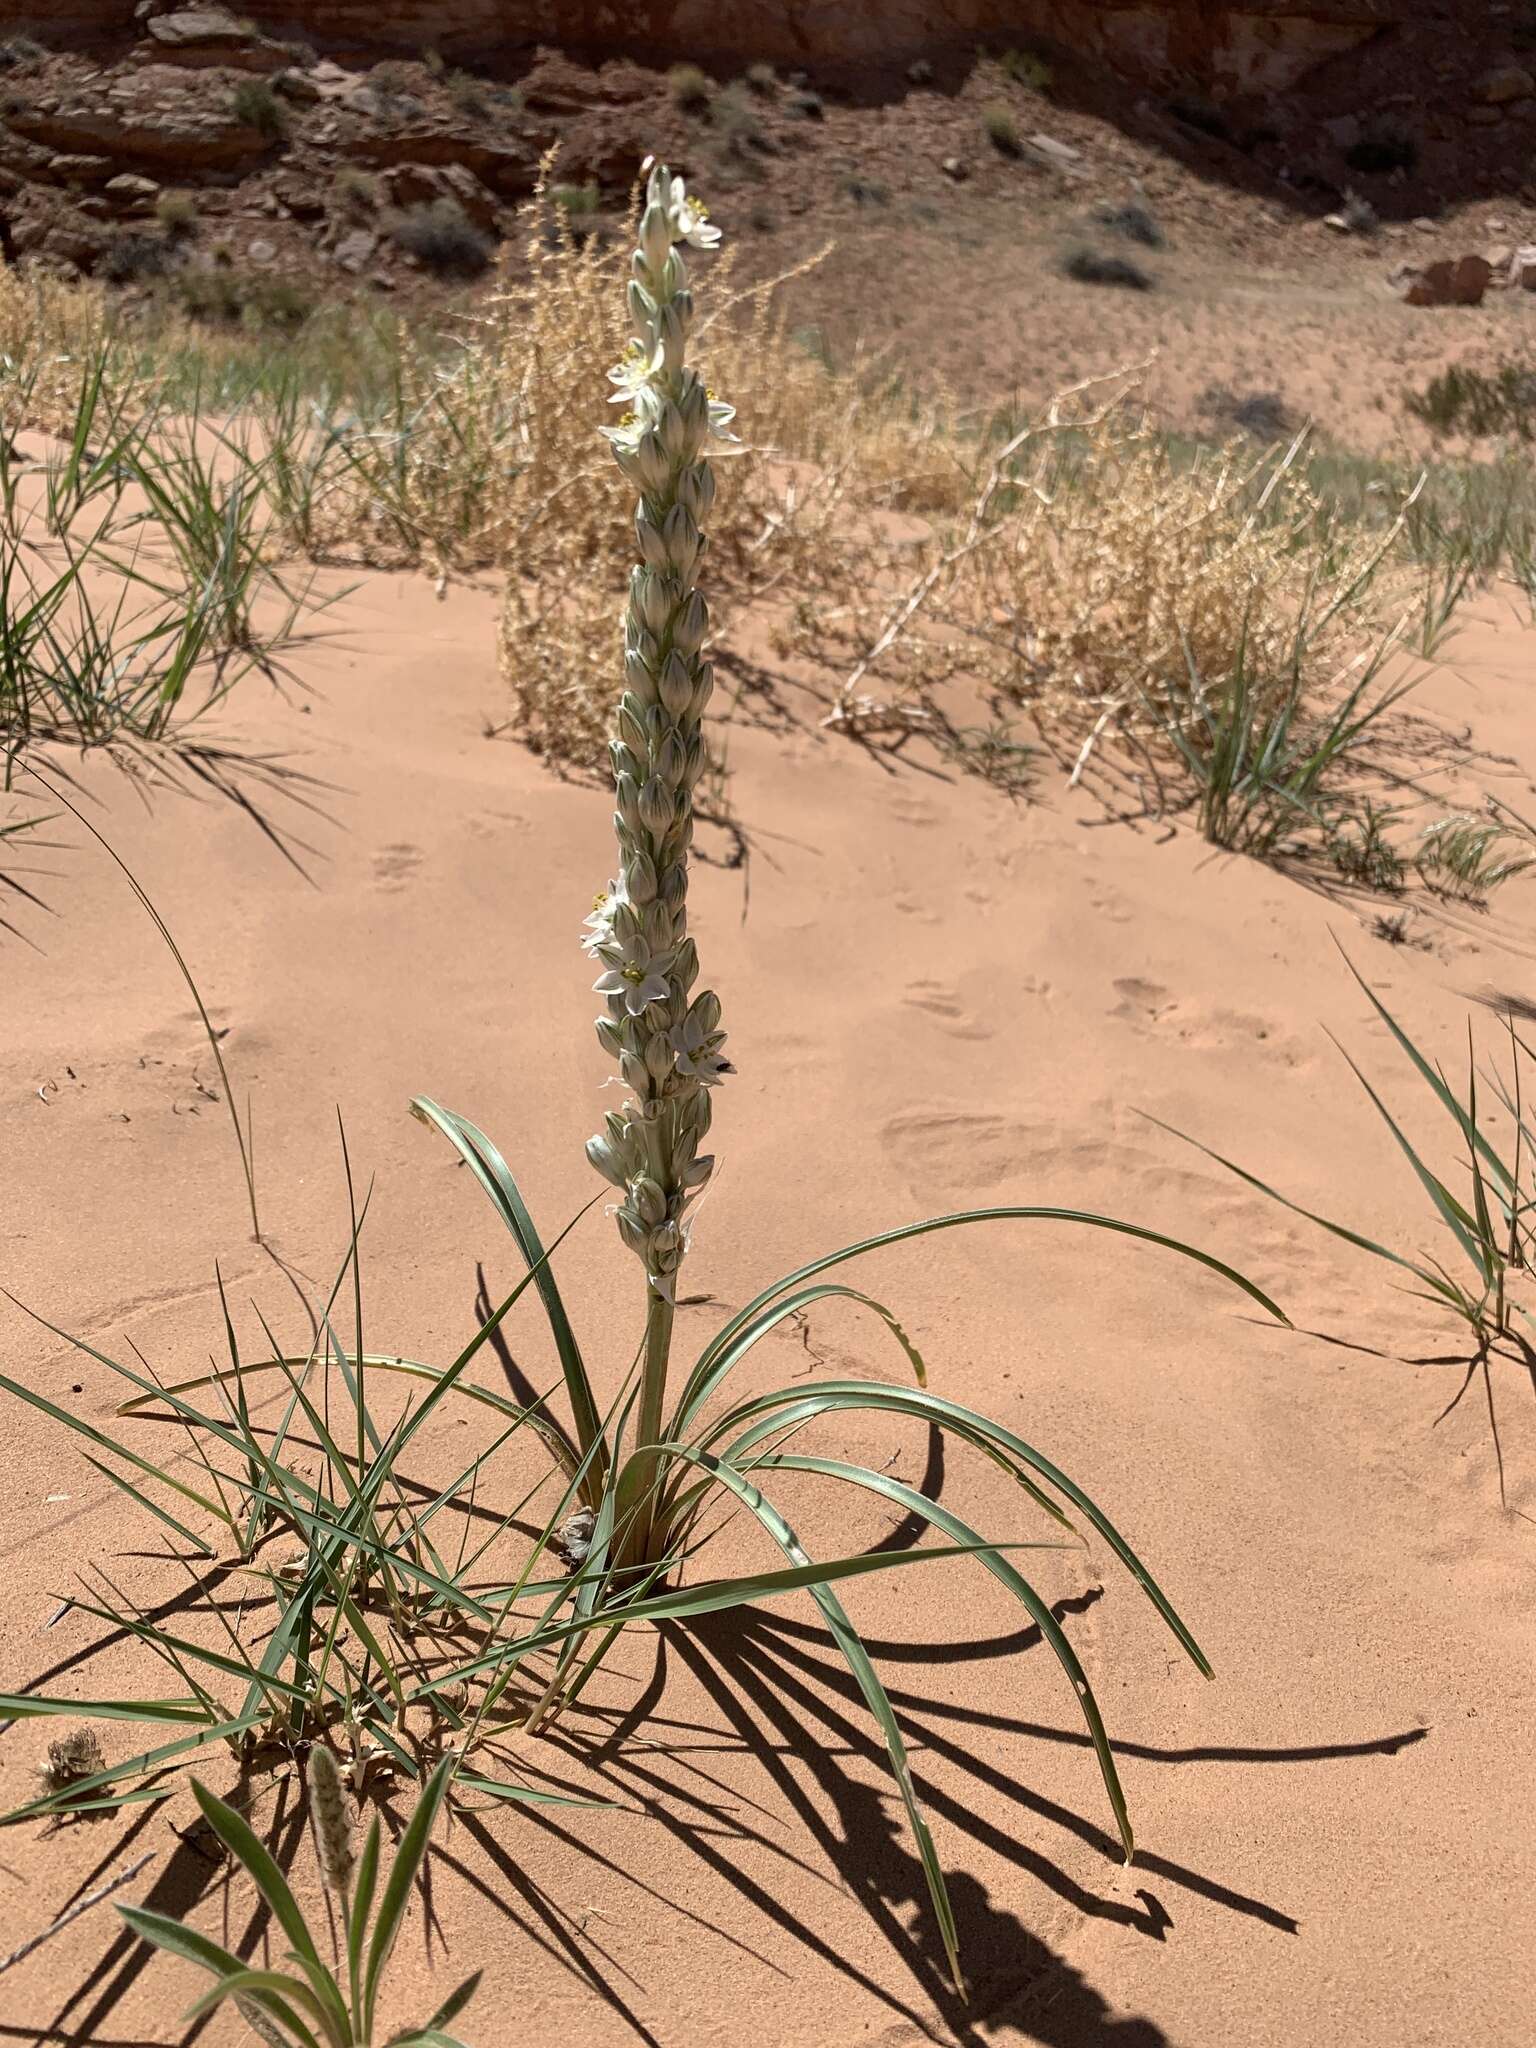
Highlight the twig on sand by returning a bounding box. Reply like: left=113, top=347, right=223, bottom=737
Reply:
left=0, top=1853, right=154, bottom=1976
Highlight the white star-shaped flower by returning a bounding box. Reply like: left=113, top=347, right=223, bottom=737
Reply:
left=594, top=934, right=674, bottom=1016
left=670, top=1010, right=732, bottom=1082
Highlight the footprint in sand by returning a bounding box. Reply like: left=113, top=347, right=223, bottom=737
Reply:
left=373, top=843, right=423, bottom=891
left=1112, top=978, right=1301, bottom=1062
left=903, top=981, right=995, bottom=1040
left=882, top=1110, right=1035, bottom=1196
left=1112, top=976, right=1177, bottom=1024
left=893, top=891, right=941, bottom=923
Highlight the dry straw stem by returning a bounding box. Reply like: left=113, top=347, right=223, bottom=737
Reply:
left=0, top=1853, right=154, bottom=1976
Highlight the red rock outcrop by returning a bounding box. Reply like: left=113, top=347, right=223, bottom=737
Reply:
left=0, top=3, right=1423, bottom=95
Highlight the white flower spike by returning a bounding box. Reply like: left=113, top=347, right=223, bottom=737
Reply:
left=585, top=162, right=731, bottom=1295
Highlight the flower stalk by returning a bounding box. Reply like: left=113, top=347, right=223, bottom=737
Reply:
left=583, top=162, right=734, bottom=1565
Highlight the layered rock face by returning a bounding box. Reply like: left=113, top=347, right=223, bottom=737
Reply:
left=0, top=2, right=1422, bottom=95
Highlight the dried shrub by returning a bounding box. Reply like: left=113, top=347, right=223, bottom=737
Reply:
left=231, top=78, right=288, bottom=141
left=983, top=105, right=1020, bottom=155
left=669, top=63, right=712, bottom=112
left=389, top=198, right=493, bottom=276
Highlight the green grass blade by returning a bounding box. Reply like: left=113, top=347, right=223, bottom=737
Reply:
left=679, top=1206, right=1285, bottom=1433
left=362, top=1755, right=456, bottom=2039
left=411, top=1098, right=605, bottom=1491
left=760, top=1452, right=1134, bottom=1855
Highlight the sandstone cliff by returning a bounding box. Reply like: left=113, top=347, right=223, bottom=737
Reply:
left=0, top=2, right=1425, bottom=96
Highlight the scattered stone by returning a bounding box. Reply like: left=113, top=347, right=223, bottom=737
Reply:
left=272, top=68, right=321, bottom=105
left=48, top=153, right=115, bottom=186
left=1026, top=132, right=1085, bottom=176
left=381, top=160, right=497, bottom=230
left=1514, top=243, right=1536, bottom=289
left=1477, top=63, right=1535, bottom=105
left=247, top=235, right=275, bottom=263
left=1488, top=243, right=1516, bottom=280
left=105, top=171, right=159, bottom=199
left=1411, top=216, right=1439, bottom=232
left=140, top=7, right=280, bottom=71
left=331, top=226, right=375, bottom=273
left=940, top=155, right=969, bottom=181
left=1396, top=253, right=1493, bottom=306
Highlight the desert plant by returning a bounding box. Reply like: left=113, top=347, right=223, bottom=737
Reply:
left=998, top=46, right=1052, bottom=92
left=1094, top=199, right=1164, bottom=248
left=547, top=180, right=600, bottom=218
left=333, top=166, right=381, bottom=215
left=99, top=233, right=172, bottom=285
left=0, top=164, right=1280, bottom=2005
left=1415, top=814, right=1533, bottom=900
left=668, top=62, right=712, bottom=112
left=1340, top=188, right=1379, bottom=236
left=1152, top=624, right=1411, bottom=860
left=446, top=68, right=490, bottom=118
left=433, top=160, right=1280, bottom=1984
left=156, top=189, right=199, bottom=237
left=232, top=78, right=289, bottom=142
left=120, top=1755, right=479, bottom=2047
left=982, top=104, right=1021, bottom=155
left=1157, top=954, right=1536, bottom=1363
left=389, top=199, right=492, bottom=277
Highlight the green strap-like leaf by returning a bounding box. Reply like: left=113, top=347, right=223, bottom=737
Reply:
left=411, top=1098, right=606, bottom=1494
left=679, top=1205, right=1285, bottom=1430
left=669, top=1281, right=926, bottom=1438
left=707, top=1381, right=1212, bottom=1677
left=362, top=1756, right=456, bottom=2039
left=116, top=1906, right=324, bottom=2048
left=189, top=1781, right=348, bottom=2039
left=759, top=1452, right=1135, bottom=1856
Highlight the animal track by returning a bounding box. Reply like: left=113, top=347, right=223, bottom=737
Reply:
left=1112, top=978, right=1301, bottom=1061
left=373, top=843, right=423, bottom=890
left=903, top=980, right=994, bottom=1039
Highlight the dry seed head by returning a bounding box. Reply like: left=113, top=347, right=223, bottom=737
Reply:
left=40, top=1725, right=106, bottom=1795
left=307, top=1742, right=355, bottom=1896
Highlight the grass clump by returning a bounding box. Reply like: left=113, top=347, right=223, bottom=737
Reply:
left=668, top=62, right=713, bottom=112
left=446, top=67, right=491, bottom=118
left=99, top=232, right=172, bottom=285
left=1416, top=815, right=1533, bottom=900
left=389, top=198, right=493, bottom=276
left=332, top=165, right=380, bottom=215
left=1162, top=956, right=1536, bottom=1422
left=1094, top=199, right=1164, bottom=247
left=172, top=267, right=313, bottom=330
left=231, top=78, right=289, bottom=141
left=121, top=1756, right=478, bottom=2047
left=998, top=46, right=1052, bottom=91
left=983, top=104, right=1021, bottom=155
left=155, top=189, right=199, bottom=237
left=547, top=180, right=600, bottom=217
